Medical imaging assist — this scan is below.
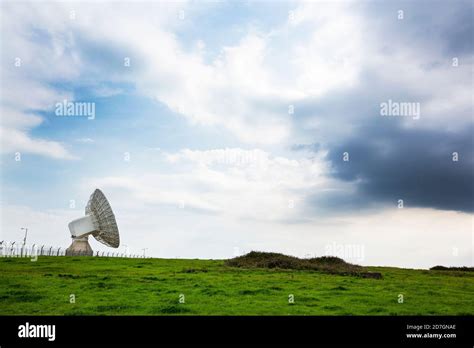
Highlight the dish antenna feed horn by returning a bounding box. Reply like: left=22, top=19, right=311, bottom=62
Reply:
left=66, top=189, right=120, bottom=256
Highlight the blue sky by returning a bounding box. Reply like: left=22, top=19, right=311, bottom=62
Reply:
left=0, top=0, right=472, bottom=267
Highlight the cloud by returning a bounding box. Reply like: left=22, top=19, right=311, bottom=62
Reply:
left=0, top=127, right=77, bottom=160
left=0, top=6, right=78, bottom=160
left=324, top=122, right=474, bottom=213
left=282, top=1, right=474, bottom=215
left=0, top=0, right=372, bottom=146
left=87, top=148, right=330, bottom=222
left=2, top=1, right=471, bottom=151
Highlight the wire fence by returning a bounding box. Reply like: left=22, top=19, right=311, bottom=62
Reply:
left=0, top=241, right=146, bottom=258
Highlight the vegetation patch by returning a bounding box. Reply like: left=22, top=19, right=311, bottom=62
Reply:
left=225, top=251, right=382, bottom=278
left=430, top=266, right=474, bottom=272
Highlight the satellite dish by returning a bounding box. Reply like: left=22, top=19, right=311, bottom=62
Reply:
left=66, top=189, right=120, bottom=256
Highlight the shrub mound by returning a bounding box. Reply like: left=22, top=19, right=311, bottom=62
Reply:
left=430, top=266, right=474, bottom=272
left=225, top=251, right=382, bottom=278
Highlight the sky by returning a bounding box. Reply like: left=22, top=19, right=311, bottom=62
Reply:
left=0, top=0, right=472, bottom=268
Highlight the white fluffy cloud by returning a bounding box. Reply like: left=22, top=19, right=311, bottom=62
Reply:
left=0, top=4, right=77, bottom=159
left=0, top=1, right=368, bottom=148
left=87, top=148, right=330, bottom=222
left=0, top=128, right=76, bottom=160
left=2, top=1, right=471, bottom=155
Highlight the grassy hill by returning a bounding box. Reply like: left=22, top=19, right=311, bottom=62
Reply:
left=1, top=255, right=473, bottom=315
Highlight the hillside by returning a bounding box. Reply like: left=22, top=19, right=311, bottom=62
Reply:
left=1, top=256, right=473, bottom=315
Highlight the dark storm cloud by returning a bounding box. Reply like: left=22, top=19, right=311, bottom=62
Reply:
left=442, top=7, right=474, bottom=55
left=293, top=68, right=473, bottom=213
left=293, top=1, right=473, bottom=214
left=325, top=120, right=474, bottom=213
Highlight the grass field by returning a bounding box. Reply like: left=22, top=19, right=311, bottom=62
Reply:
left=1, top=256, right=473, bottom=315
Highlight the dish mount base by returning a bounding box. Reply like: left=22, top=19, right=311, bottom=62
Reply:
left=65, top=239, right=93, bottom=256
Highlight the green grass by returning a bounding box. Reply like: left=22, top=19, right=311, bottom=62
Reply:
left=0, top=256, right=473, bottom=315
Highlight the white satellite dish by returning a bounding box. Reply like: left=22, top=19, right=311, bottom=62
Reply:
left=66, top=189, right=120, bottom=256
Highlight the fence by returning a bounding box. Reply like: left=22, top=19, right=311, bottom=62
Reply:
left=0, top=241, right=146, bottom=258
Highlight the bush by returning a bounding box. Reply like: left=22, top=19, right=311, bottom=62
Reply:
left=430, top=266, right=474, bottom=272
left=225, top=251, right=382, bottom=278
